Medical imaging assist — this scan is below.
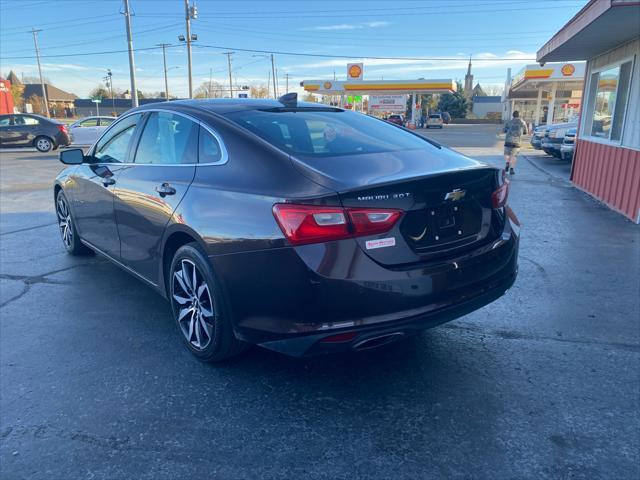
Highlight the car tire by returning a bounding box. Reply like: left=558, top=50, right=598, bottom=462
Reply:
left=55, top=190, right=91, bottom=255
left=169, top=243, right=247, bottom=362
left=34, top=136, right=54, bottom=153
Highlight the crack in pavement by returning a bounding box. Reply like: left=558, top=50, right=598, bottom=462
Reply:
left=0, top=221, right=57, bottom=236
left=0, top=263, right=97, bottom=308
left=442, top=323, right=640, bottom=353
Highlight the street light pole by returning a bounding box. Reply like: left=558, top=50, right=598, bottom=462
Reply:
left=104, top=69, right=115, bottom=114
left=184, top=0, right=193, bottom=98
left=122, top=0, right=138, bottom=107
left=224, top=51, right=234, bottom=98
left=31, top=28, right=50, bottom=117
left=271, top=54, right=277, bottom=98
left=285, top=73, right=289, bottom=93
left=158, top=43, right=170, bottom=101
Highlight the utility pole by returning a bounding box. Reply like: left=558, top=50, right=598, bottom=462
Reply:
left=122, top=0, right=138, bottom=107
left=31, top=29, right=50, bottom=117
left=267, top=70, right=271, bottom=98
left=285, top=73, right=289, bottom=93
left=224, top=51, right=234, bottom=98
left=184, top=0, right=194, bottom=98
left=208, top=68, right=213, bottom=98
left=157, top=43, right=170, bottom=101
left=104, top=69, right=115, bottom=114
left=270, top=54, right=277, bottom=98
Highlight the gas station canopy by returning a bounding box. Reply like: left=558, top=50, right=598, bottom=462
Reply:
left=507, top=62, right=585, bottom=125
left=509, top=62, right=585, bottom=93
left=301, top=78, right=456, bottom=95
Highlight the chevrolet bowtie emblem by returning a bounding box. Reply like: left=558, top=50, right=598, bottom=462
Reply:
left=444, top=189, right=466, bottom=201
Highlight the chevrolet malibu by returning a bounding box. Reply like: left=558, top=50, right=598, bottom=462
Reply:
left=54, top=96, right=519, bottom=361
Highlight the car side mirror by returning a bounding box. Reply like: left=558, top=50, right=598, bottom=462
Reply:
left=59, top=148, right=85, bottom=165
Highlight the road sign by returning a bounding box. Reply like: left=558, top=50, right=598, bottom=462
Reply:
left=91, top=98, right=102, bottom=103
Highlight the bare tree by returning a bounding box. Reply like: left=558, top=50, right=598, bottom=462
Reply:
left=250, top=85, right=269, bottom=98
left=483, top=85, right=505, bottom=97
left=194, top=80, right=225, bottom=99
left=22, top=75, right=51, bottom=84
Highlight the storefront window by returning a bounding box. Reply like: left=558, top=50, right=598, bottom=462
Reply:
left=584, top=60, right=633, bottom=141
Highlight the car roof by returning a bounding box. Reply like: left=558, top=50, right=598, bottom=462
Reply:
left=133, top=98, right=332, bottom=115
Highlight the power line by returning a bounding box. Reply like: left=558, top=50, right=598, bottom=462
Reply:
left=193, top=44, right=537, bottom=62
left=136, top=2, right=584, bottom=19
left=0, top=42, right=536, bottom=62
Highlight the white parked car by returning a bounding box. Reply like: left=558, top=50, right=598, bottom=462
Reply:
left=68, top=116, right=116, bottom=145
left=426, top=113, right=444, bottom=129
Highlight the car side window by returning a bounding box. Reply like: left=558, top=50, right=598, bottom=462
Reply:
left=22, top=116, right=40, bottom=125
left=94, top=113, right=142, bottom=164
left=134, top=112, right=198, bottom=165
left=80, top=118, right=99, bottom=127
left=99, top=118, right=115, bottom=127
left=198, top=126, right=223, bottom=164
left=0, top=116, right=11, bottom=127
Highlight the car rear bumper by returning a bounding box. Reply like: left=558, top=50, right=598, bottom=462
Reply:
left=211, top=211, right=520, bottom=356
left=530, top=137, right=542, bottom=149
left=54, top=132, right=71, bottom=147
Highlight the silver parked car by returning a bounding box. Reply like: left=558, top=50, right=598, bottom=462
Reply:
left=68, top=116, right=116, bottom=145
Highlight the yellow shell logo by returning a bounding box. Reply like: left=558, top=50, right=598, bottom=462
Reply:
left=561, top=64, right=575, bottom=76
left=323, top=81, right=332, bottom=89
left=348, top=64, right=362, bottom=78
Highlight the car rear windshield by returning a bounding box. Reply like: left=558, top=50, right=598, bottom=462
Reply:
left=226, top=109, right=432, bottom=157
left=429, top=114, right=441, bottom=119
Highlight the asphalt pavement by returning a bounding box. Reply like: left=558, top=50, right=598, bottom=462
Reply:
left=1, top=125, right=638, bottom=480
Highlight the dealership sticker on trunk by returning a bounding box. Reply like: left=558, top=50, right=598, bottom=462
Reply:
left=365, top=237, right=396, bottom=250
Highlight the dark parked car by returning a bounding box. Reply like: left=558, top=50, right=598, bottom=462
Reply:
left=541, top=121, right=578, bottom=158
left=530, top=125, right=546, bottom=150
left=54, top=96, right=519, bottom=361
left=0, top=113, right=70, bottom=152
left=560, top=127, right=577, bottom=161
left=386, top=114, right=404, bottom=126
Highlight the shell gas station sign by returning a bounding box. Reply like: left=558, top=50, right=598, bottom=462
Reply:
left=511, top=62, right=585, bottom=89
left=347, top=63, right=364, bottom=81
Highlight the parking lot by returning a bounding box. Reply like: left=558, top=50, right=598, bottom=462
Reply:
left=1, top=124, right=638, bottom=479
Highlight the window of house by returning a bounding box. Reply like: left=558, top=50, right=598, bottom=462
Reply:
left=584, top=60, right=633, bottom=142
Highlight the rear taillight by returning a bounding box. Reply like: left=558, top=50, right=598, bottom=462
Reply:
left=57, top=124, right=68, bottom=135
left=272, top=204, right=403, bottom=246
left=492, top=179, right=510, bottom=209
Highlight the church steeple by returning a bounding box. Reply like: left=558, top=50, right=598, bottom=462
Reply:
left=464, top=56, right=474, bottom=99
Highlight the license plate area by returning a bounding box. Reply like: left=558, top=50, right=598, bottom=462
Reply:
left=401, top=199, right=483, bottom=252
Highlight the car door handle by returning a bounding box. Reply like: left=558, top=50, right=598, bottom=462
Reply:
left=102, top=177, right=116, bottom=187
left=155, top=183, right=176, bottom=196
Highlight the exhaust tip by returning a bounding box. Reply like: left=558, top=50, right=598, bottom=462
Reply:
left=353, top=332, right=404, bottom=351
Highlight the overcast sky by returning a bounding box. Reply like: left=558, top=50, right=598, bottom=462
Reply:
left=1, top=0, right=587, bottom=98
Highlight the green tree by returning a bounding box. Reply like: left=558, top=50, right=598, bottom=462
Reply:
left=438, top=81, right=468, bottom=118
left=10, top=84, right=23, bottom=110
left=25, top=94, right=44, bottom=115
left=89, top=86, right=109, bottom=99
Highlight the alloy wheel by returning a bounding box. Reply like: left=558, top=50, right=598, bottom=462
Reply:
left=36, top=138, right=52, bottom=152
left=56, top=194, right=73, bottom=249
left=172, top=259, right=215, bottom=350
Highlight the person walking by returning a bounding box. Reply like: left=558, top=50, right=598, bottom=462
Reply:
left=503, top=110, right=528, bottom=175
